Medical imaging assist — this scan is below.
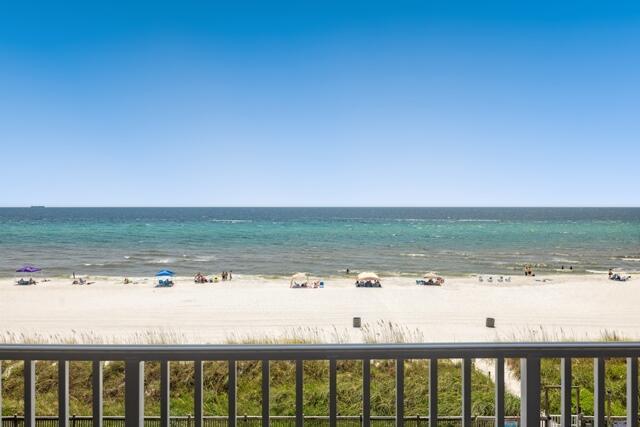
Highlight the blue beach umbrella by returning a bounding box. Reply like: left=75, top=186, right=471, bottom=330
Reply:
left=156, top=270, right=175, bottom=277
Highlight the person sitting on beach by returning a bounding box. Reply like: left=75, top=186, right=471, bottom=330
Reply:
left=609, top=268, right=613, bottom=278
left=124, top=277, right=131, bottom=284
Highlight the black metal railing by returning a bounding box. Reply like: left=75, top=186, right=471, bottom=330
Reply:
left=1, top=343, right=640, bottom=427
left=0, top=416, right=519, bottom=427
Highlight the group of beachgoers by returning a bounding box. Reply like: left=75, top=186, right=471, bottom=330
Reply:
left=609, top=268, right=632, bottom=282
left=355, top=279, right=382, bottom=287
left=290, top=280, right=323, bottom=288
left=523, top=265, right=536, bottom=276
left=478, top=275, right=511, bottom=283
left=194, top=271, right=233, bottom=283
left=72, top=273, right=94, bottom=285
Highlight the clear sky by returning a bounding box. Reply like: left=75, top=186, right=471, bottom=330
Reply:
left=1, top=1, right=639, bottom=207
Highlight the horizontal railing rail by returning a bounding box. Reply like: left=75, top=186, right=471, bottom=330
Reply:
left=3, top=342, right=640, bottom=360
left=2, top=343, right=640, bottom=427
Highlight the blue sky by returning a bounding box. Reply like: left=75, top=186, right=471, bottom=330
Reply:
left=1, top=1, right=639, bottom=207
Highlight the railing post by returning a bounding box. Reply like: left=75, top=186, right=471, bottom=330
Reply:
left=194, top=361, right=203, bottom=427
left=462, top=358, right=472, bottom=427
left=296, top=360, right=303, bottom=427
left=125, top=361, right=144, bottom=427
left=363, top=359, right=371, bottom=427
left=594, top=358, right=605, bottom=427
left=59, top=361, right=69, bottom=427
left=397, top=358, right=405, bottom=427
left=262, top=360, right=270, bottom=427
left=561, top=358, right=572, bottom=427
left=229, top=360, right=237, bottom=427
left=92, top=361, right=103, bottom=427
left=0, top=361, right=3, bottom=427
left=429, top=359, right=438, bottom=427
left=161, top=361, right=170, bottom=427
left=329, top=359, right=337, bottom=427
left=24, top=360, right=36, bottom=427
left=520, top=356, right=540, bottom=427
left=627, top=358, right=638, bottom=427
left=495, top=358, right=504, bottom=427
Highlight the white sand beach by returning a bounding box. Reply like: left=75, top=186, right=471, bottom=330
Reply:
left=0, top=273, right=637, bottom=343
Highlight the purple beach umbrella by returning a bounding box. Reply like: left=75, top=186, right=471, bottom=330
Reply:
left=16, top=265, right=42, bottom=273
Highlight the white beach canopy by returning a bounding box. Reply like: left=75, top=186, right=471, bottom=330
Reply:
left=357, top=272, right=380, bottom=281
left=290, top=272, right=309, bottom=282
left=423, top=272, right=440, bottom=279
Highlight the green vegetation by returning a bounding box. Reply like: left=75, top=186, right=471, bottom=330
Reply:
left=0, top=359, right=520, bottom=417
left=508, top=358, right=630, bottom=416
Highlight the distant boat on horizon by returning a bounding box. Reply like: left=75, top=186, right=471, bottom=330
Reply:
left=29, top=205, right=45, bottom=208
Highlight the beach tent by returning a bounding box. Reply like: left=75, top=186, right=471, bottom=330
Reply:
left=15, top=265, right=42, bottom=285
left=290, top=272, right=309, bottom=287
left=156, top=270, right=175, bottom=277
left=16, top=265, right=41, bottom=273
left=356, top=272, right=381, bottom=288
left=357, top=272, right=379, bottom=281
left=291, top=272, right=308, bottom=281
left=419, top=272, right=444, bottom=285
left=156, top=270, right=175, bottom=287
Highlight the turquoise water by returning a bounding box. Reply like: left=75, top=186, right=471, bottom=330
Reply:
left=0, top=208, right=639, bottom=277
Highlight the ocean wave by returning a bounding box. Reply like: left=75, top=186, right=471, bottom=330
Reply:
left=147, top=258, right=174, bottom=265
left=190, top=255, right=217, bottom=262
left=552, top=258, right=581, bottom=264
left=208, top=219, right=252, bottom=223
left=403, top=253, right=429, bottom=257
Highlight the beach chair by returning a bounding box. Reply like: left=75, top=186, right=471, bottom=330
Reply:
left=478, top=276, right=483, bottom=282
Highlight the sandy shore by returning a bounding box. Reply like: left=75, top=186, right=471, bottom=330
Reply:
left=0, top=273, right=637, bottom=343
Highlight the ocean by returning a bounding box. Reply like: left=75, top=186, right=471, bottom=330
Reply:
left=0, top=207, right=638, bottom=277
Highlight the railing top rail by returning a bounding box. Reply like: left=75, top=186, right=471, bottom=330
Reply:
left=2, top=342, right=640, bottom=360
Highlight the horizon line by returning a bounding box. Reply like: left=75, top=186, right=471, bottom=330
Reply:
left=1, top=205, right=639, bottom=209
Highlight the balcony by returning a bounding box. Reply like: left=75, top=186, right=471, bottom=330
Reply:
left=1, top=343, right=639, bottom=427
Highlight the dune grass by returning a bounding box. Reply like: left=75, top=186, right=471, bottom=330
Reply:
left=0, top=358, right=520, bottom=417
